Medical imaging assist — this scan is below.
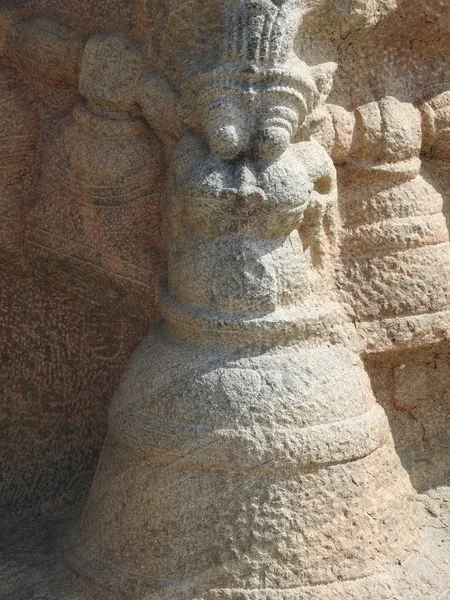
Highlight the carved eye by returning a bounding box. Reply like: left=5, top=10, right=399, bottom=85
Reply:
left=253, top=97, right=300, bottom=160
left=208, top=123, right=247, bottom=161
left=253, top=125, right=291, bottom=160
left=202, top=94, right=249, bottom=160
left=313, top=175, right=333, bottom=195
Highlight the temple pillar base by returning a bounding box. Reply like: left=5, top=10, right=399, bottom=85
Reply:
left=62, top=321, right=417, bottom=597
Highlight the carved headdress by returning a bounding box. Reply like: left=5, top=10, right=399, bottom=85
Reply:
left=192, top=0, right=336, bottom=158
left=194, top=0, right=333, bottom=108
left=222, top=0, right=303, bottom=65
left=141, top=0, right=336, bottom=156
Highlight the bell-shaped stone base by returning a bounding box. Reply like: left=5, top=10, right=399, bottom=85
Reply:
left=65, top=323, right=417, bottom=598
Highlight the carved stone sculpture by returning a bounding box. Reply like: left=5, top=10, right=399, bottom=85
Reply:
left=311, top=95, right=450, bottom=334
left=62, top=1, right=416, bottom=597
left=1, top=1, right=449, bottom=600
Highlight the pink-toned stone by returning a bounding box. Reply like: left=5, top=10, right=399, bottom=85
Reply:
left=0, top=2, right=449, bottom=599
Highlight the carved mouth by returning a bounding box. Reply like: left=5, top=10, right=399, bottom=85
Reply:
left=184, top=193, right=309, bottom=212
left=182, top=194, right=307, bottom=238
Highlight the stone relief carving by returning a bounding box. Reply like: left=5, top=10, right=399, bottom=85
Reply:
left=0, top=1, right=449, bottom=599
left=423, top=89, right=450, bottom=164
left=64, top=0, right=416, bottom=597
left=310, top=95, right=450, bottom=331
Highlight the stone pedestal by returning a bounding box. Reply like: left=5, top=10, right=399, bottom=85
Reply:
left=66, top=324, right=416, bottom=598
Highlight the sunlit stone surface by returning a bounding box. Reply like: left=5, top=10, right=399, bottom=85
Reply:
left=0, top=1, right=449, bottom=598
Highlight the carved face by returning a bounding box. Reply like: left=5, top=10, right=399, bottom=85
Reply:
left=173, top=132, right=314, bottom=237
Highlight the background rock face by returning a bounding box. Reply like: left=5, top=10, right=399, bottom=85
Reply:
left=0, top=0, right=165, bottom=520
left=0, top=0, right=448, bottom=539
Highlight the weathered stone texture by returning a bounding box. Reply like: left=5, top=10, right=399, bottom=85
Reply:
left=0, top=0, right=449, bottom=599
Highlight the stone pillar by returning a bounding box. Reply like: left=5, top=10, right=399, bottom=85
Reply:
left=64, top=2, right=417, bottom=597
left=339, top=98, right=450, bottom=329
left=312, top=95, right=450, bottom=349
left=307, top=91, right=450, bottom=492
left=29, top=101, right=163, bottom=284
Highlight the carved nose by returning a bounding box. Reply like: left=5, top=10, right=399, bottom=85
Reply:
left=236, top=187, right=265, bottom=205
left=237, top=162, right=256, bottom=186
left=235, top=162, right=265, bottom=204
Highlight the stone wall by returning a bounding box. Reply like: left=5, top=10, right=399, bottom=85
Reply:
left=0, top=0, right=165, bottom=519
